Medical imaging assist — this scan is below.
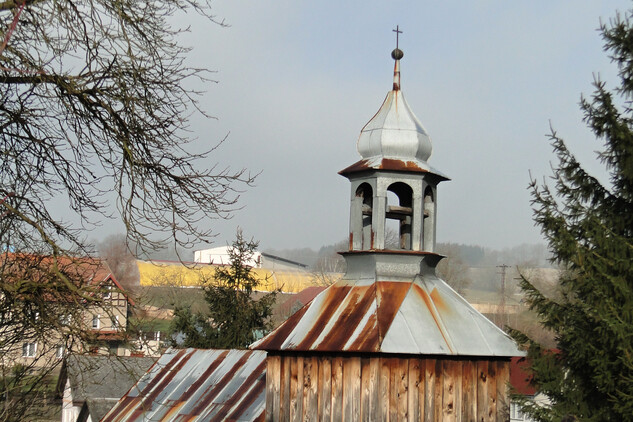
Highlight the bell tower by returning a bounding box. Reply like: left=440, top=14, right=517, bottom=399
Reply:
left=339, top=43, right=448, bottom=253
left=254, top=31, right=521, bottom=422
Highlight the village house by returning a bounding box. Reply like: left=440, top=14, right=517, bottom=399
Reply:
left=0, top=253, right=162, bottom=377
left=0, top=256, right=131, bottom=367
left=102, top=41, right=522, bottom=421
left=508, top=355, right=554, bottom=422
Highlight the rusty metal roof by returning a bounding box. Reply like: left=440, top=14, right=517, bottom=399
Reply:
left=101, top=348, right=266, bottom=422
left=253, top=252, right=521, bottom=357
left=338, top=156, right=450, bottom=179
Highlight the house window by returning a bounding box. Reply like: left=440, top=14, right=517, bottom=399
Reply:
left=510, top=402, right=524, bottom=420
left=92, top=315, right=100, bottom=329
left=103, top=284, right=112, bottom=299
left=56, top=345, right=65, bottom=359
left=22, top=342, right=37, bottom=358
left=59, top=313, right=71, bottom=326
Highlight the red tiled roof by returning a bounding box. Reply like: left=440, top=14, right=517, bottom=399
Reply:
left=1, top=253, right=133, bottom=305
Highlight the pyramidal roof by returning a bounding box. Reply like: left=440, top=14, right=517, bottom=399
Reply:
left=253, top=253, right=520, bottom=357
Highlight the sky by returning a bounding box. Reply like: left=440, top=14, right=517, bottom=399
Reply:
left=159, top=1, right=630, bottom=252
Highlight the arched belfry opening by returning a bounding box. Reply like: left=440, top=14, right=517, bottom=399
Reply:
left=354, top=183, right=373, bottom=250
left=386, top=182, right=413, bottom=250
left=423, top=185, right=435, bottom=252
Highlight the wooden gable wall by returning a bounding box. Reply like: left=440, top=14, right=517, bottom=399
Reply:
left=266, top=354, right=510, bottom=421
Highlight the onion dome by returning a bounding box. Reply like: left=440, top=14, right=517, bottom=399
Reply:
left=357, top=49, right=433, bottom=165
left=340, top=48, right=446, bottom=178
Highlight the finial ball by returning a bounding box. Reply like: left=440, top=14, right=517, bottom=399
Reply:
left=391, top=48, right=404, bottom=60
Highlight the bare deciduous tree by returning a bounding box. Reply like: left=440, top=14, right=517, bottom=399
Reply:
left=436, top=242, right=471, bottom=295
left=97, top=234, right=140, bottom=291
left=0, top=2, right=252, bottom=420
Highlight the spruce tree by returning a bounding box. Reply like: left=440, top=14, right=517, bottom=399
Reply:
left=510, top=8, right=633, bottom=422
left=203, top=231, right=278, bottom=348
left=170, top=230, right=277, bottom=349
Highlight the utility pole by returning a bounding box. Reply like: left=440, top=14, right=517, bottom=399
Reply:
left=496, top=264, right=509, bottom=327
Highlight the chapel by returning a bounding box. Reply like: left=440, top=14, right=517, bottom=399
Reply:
left=102, top=35, right=523, bottom=422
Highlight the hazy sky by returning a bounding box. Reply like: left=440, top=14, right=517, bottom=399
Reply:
left=160, top=1, right=629, bottom=252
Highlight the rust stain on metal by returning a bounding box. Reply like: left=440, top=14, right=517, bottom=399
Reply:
left=295, top=285, right=353, bottom=349
left=349, top=233, right=353, bottom=251
left=188, top=352, right=253, bottom=416
left=104, top=349, right=266, bottom=421
left=255, top=302, right=311, bottom=350
left=224, top=371, right=266, bottom=421
left=316, top=284, right=376, bottom=351
left=177, top=350, right=229, bottom=402
left=125, top=349, right=193, bottom=421
left=380, top=158, right=426, bottom=172
left=104, top=395, right=136, bottom=421
left=412, top=284, right=453, bottom=354
left=209, top=359, right=267, bottom=421
left=340, top=158, right=449, bottom=181
left=375, top=282, right=411, bottom=341
left=348, top=312, right=379, bottom=351
left=339, top=158, right=426, bottom=175
left=430, top=287, right=450, bottom=314
left=343, top=249, right=439, bottom=256
left=161, top=398, right=186, bottom=421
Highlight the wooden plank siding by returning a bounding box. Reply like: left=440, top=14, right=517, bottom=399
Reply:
left=265, top=355, right=511, bottom=422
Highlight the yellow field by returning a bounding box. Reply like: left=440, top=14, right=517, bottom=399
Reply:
left=137, top=260, right=340, bottom=293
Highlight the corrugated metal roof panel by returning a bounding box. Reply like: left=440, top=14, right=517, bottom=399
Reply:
left=102, top=348, right=266, bottom=422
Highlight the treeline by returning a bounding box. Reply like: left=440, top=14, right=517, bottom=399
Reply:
left=265, top=241, right=553, bottom=271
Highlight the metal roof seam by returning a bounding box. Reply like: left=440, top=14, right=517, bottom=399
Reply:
left=310, top=285, right=358, bottom=350
left=414, top=278, right=455, bottom=354
left=375, top=280, right=410, bottom=345
left=402, top=281, right=427, bottom=352
left=342, top=294, right=378, bottom=351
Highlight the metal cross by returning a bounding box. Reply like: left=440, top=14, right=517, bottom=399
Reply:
left=393, top=25, right=402, bottom=49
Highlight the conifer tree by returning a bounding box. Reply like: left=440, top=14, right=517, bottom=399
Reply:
left=170, top=230, right=277, bottom=348
left=510, top=7, right=633, bottom=421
